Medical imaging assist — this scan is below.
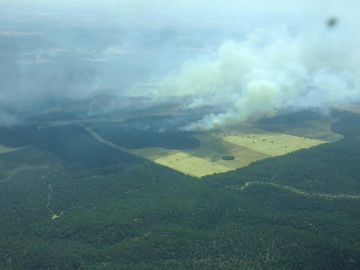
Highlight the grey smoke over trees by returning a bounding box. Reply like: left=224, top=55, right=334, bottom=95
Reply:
left=0, top=1, right=359, bottom=128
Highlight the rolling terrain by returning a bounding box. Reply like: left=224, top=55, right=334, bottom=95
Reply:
left=0, top=110, right=359, bottom=269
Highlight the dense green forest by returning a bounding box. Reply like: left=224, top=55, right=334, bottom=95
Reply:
left=0, top=111, right=360, bottom=269
left=93, top=124, right=200, bottom=150
left=0, top=125, right=141, bottom=171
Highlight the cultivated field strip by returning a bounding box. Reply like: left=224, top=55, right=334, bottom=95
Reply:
left=222, top=133, right=326, bottom=156
left=83, top=126, right=232, bottom=177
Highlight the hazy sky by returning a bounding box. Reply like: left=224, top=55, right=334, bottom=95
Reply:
left=1, top=1, right=354, bottom=26
left=0, top=1, right=359, bottom=128
left=0, top=0, right=348, bottom=13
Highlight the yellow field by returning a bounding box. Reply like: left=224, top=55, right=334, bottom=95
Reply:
left=215, top=144, right=269, bottom=169
left=84, top=126, right=328, bottom=178
left=130, top=132, right=326, bottom=178
left=134, top=145, right=268, bottom=177
left=154, top=152, right=231, bottom=177
left=222, top=133, right=326, bottom=156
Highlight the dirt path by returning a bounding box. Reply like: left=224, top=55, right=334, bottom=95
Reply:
left=83, top=126, right=131, bottom=153
left=0, top=165, right=62, bottom=219
left=212, top=180, right=360, bottom=201
left=41, top=174, right=62, bottom=220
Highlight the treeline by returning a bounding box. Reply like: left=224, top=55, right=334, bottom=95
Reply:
left=206, top=111, right=360, bottom=194
left=93, top=124, right=200, bottom=150
left=0, top=111, right=360, bottom=269
left=0, top=125, right=142, bottom=171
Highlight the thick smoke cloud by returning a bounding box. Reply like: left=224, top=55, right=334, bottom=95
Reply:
left=155, top=25, right=360, bottom=130
left=0, top=1, right=359, bottom=128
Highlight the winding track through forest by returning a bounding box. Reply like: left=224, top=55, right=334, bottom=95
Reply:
left=82, top=125, right=131, bottom=153
left=0, top=165, right=61, bottom=219
left=83, top=125, right=360, bottom=201
left=211, top=180, right=360, bottom=200
left=41, top=174, right=61, bottom=220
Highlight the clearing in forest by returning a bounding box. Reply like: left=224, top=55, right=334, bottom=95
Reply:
left=222, top=133, right=326, bottom=156
left=154, top=152, right=230, bottom=177
left=84, top=126, right=328, bottom=178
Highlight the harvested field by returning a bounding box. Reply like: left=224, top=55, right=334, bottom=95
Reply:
left=154, top=152, right=230, bottom=177
left=222, top=133, right=326, bottom=156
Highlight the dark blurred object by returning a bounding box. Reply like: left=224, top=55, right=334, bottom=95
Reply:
left=327, top=17, right=338, bottom=28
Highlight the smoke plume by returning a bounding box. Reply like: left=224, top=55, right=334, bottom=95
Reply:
left=155, top=26, right=360, bottom=130
left=1, top=1, right=359, bottom=129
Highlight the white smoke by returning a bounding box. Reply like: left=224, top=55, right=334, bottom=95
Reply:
left=155, top=25, right=360, bottom=130
left=2, top=1, right=360, bottom=128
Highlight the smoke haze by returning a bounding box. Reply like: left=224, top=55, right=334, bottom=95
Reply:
left=0, top=1, right=359, bottom=128
left=156, top=26, right=360, bottom=130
